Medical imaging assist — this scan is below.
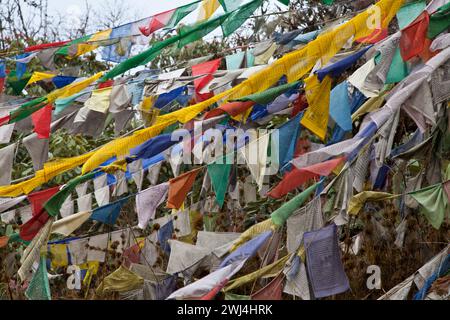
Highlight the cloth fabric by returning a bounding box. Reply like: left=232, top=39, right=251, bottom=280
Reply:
left=0, top=143, right=16, bottom=186
left=158, top=219, right=174, bottom=255
left=275, top=111, right=302, bottom=173
left=31, top=104, right=52, bottom=139
left=316, top=46, right=371, bottom=81
left=348, top=58, right=379, bottom=98
left=90, top=196, right=129, bottom=226
left=167, top=261, right=244, bottom=300
left=226, top=51, right=246, bottom=70
left=26, top=72, right=55, bottom=86
left=286, top=196, right=323, bottom=253
left=60, top=195, right=74, bottom=218
left=27, top=186, right=60, bottom=216
left=301, top=75, right=332, bottom=140
left=23, top=134, right=49, bottom=171
left=397, top=0, right=427, bottom=29
left=427, top=2, right=450, bottom=39
left=270, top=182, right=320, bottom=227
left=400, top=12, right=430, bottom=61
left=197, top=0, right=220, bottom=22
left=221, top=0, right=263, bottom=37
left=166, top=239, right=210, bottom=275
left=52, top=76, right=77, bottom=88
left=329, top=81, right=352, bottom=131
left=77, top=194, right=92, bottom=212
left=236, top=81, right=300, bottom=105
left=410, top=183, right=448, bottom=229
left=304, top=223, right=350, bottom=298
left=96, top=266, right=144, bottom=296
left=251, top=272, right=284, bottom=300
left=269, top=158, right=343, bottom=199
left=94, top=186, right=110, bottom=207
left=167, top=168, right=201, bottom=209
left=240, top=133, right=270, bottom=190
left=87, top=233, right=109, bottom=262
left=84, top=87, right=112, bottom=113
left=207, top=155, right=232, bottom=208
left=136, top=182, right=169, bottom=229
left=219, top=230, right=272, bottom=268
left=25, top=256, right=51, bottom=300
left=0, top=195, right=27, bottom=213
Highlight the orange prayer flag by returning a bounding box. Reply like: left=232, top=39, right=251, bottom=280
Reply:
left=167, top=168, right=202, bottom=209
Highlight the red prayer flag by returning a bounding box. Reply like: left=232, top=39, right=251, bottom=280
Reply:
left=0, top=114, right=10, bottom=126
left=27, top=186, right=60, bottom=216
left=204, top=101, right=255, bottom=120
left=400, top=12, right=430, bottom=61
left=139, top=9, right=176, bottom=36
left=0, top=77, right=5, bottom=94
left=250, top=273, right=284, bottom=300
left=268, top=157, right=344, bottom=199
left=31, top=104, right=53, bottom=139
left=192, top=58, right=222, bottom=92
left=19, top=210, right=50, bottom=241
left=24, top=40, right=70, bottom=52
left=0, top=236, right=9, bottom=248
left=167, top=168, right=202, bottom=209
left=98, top=79, right=114, bottom=89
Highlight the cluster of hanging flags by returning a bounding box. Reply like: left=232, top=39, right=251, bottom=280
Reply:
left=0, top=0, right=449, bottom=300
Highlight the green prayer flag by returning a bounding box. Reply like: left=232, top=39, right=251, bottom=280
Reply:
left=9, top=96, right=48, bottom=123
left=166, top=1, right=202, bottom=29
left=44, top=171, right=97, bottom=217
left=271, top=182, right=319, bottom=226
left=178, top=12, right=232, bottom=48
left=235, top=80, right=300, bottom=105
left=221, top=0, right=264, bottom=37
left=25, top=257, right=51, bottom=300
left=427, top=2, right=450, bottom=39
left=322, top=0, right=334, bottom=5
left=410, top=183, right=449, bottom=229
left=207, top=154, right=233, bottom=208
left=6, top=71, right=32, bottom=95
left=386, top=48, right=409, bottom=84
left=396, top=0, right=426, bottom=30
left=219, top=0, right=244, bottom=12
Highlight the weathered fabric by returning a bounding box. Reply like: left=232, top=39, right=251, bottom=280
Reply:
left=0, top=195, right=27, bottom=213
left=410, top=183, right=448, bottom=229
left=303, top=224, right=350, bottom=298
left=283, top=255, right=311, bottom=300
left=51, top=211, right=91, bottom=236
left=0, top=143, right=16, bottom=186
left=136, top=182, right=169, bottom=229
left=96, top=266, right=144, bottom=296
left=167, top=168, right=201, bottom=209
left=166, top=239, right=210, bottom=275
left=87, top=233, right=109, bottom=262
left=286, top=196, right=323, bottom=253
left=251, top=272, right=284, bottom=300
left=76, top=193, right=92, bottom=212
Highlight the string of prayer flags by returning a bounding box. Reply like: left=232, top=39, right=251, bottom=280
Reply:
left=167, top=168, right=201, bottom=209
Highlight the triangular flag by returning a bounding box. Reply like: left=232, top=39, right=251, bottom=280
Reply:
left=31, top=104, right=53, bottom=139
left=207, top=154, right=232, bottom=207
left=167, top=168, right=202, bottom=209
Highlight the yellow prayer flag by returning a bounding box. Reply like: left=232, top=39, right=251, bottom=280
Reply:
left=26, top=72, right=56, bottom=86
